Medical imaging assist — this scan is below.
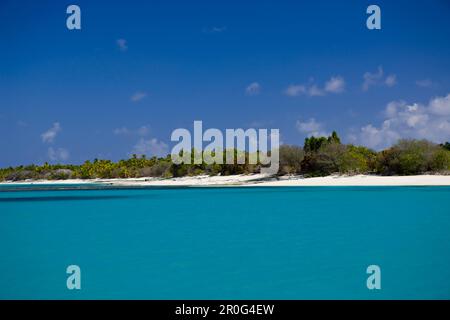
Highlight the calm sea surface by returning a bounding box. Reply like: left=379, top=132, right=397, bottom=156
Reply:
left=0, top=185, right=449, bottom=299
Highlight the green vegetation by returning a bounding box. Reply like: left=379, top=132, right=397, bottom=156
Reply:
left=303, top=131, right=340, bottom=153
left=1, top=134, right=450, bottom=181
left=376, top=139, right=450, bottom=175
left=440, top=142, right=450, bottom=151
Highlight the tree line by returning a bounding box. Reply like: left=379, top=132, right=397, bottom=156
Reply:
left=1, top=132, right=450, bottom=181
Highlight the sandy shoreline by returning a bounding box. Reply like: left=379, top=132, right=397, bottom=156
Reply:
left=1, top=174, right=450, bottom=187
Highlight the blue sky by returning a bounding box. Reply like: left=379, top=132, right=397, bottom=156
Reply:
left=1, top=0, right=449, bottom=166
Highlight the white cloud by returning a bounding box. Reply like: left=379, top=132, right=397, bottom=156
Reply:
left=308, top=85, right=325, bottom=97
left=137, top=125, right=150, bottom=136
left=296, top=118, right=329, bottom=137
left=324, top=76, right=346, bottom=93
left=41, top=122, right=61, bottom=143
left=416, top=79, right=434, bottom=88
left=429, top=94, right=450, bottom=116
left=203, top=26, right=227, bottom=33
left=132, top=138, right=168, bottom=157
left=116, top=39, right=128, bottom=51
left=362, top=66, right=383, bottom=91
left=285, top=76, right=345, bottom=97
left=130, top=92, right=147, bottom=102
left=355, top=93, right=450, bottom=149
left=48, top=147, right=69, bottom=161
left=114, top=125, right=150, bottom=136
left=114, top=127, right=130, bottom=135
left=245, top=82, right=261, bottom=96
left=358, top=123, right=400, bottom=150
left=385, top=74, right=397, bottom=87
left=284, top=84, right=306, bottom=97
left=384, top=100, right=404, bottom=118
left=362, top=66, right=397, bottom=91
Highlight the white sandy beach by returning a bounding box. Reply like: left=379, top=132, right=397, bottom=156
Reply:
left=253, top=174, right=450, bottom=186
left=1, top=174, right=450, bottom=187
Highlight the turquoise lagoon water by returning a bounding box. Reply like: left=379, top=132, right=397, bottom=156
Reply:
left=0, top=185, right=449, bottom=299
